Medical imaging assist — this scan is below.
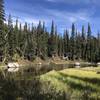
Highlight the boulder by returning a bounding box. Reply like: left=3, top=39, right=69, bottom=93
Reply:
left=75, top=62, right=80, bottom=68
left=7, top=62, right=19, bottom=72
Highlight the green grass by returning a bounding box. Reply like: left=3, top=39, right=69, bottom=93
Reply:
left=41, top=67, right=100, bottom=99
left=0, top=62, right=6, bottom=70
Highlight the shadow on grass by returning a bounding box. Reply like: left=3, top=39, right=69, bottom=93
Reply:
left=59, top=72, right=100, bottom=87
left=50, top=72, right=99, bottom=93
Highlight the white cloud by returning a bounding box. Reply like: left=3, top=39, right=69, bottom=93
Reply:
left=46, top=0, right=56, bottom=2
left=45, top=9, right=92, bottom=23
left=69, top=17, right=77, bottom=23
left=5, top=0, right=96, bottom=34
left=46, top=0, right=99, bottom=6
left=46, top=0, right=90, bottom=4
left=23, top=18, right=39, bottom=25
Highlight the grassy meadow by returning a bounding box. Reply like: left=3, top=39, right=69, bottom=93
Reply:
left=41, top=67, right=100, bottom=99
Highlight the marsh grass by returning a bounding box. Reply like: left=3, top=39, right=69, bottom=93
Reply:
left=41, top=68, right=100, bottom=100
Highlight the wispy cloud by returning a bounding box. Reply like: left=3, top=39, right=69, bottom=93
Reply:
left=5, top=0, right=98, bottom=34
left=45, top=8, right=93, bottom=23
left=46, top=0, right=88, bottom=4
left=7, top=6, right=94, bottom=33
left=46, top=0, right=98, bottom=5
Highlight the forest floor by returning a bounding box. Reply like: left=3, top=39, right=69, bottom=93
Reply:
left=41, top=67, right=100, bottom=99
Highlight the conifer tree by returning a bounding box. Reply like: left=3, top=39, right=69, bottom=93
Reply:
left=38, top=22, right=48, bottom=58
left=0, top=0, right=5, bottom=61
left=7, top=14, right=14, bottom=58
left=58, top=36, right=64, bottom=57
left=55, top=26, right=58, bottom=55
left=81, top=25, right=86, bottom=60
left=48, top=21, right=56, bottom=57
left=87, top=23, right=92, bottom=61
left=70, top=23, right=75, bottom=60
left=63, top=29, right=69, bottom=54
left=0, top=0, right=5, bottom=26
left=36, top=21, right=42, bottom=56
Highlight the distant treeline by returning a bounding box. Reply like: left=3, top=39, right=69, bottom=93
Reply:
left=0, top=0, right=100, bottom=63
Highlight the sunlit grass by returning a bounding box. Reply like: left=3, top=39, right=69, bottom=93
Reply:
left=41, top=67, right=100, bottom=99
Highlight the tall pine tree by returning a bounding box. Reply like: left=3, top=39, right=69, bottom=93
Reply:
left=70, top=23, right=75, bottom=60
left=87, top=23, right=92, bottom=61
left=48, top=21, right=56, bottom=57
left=0, top=0, right=5, bottom=61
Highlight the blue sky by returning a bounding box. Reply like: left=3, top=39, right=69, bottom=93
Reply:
left=4, top=0, right=100, bottom=36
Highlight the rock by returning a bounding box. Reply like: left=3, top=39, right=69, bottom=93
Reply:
left=97, top=62, right=100, bottom=67
left=75, top=62, right=80, bottom=66
left=7, top=62, right=19, bottom=72
left=8, top=62, right=19, bottom=68
left=75, top=62, right=80, bottom=68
